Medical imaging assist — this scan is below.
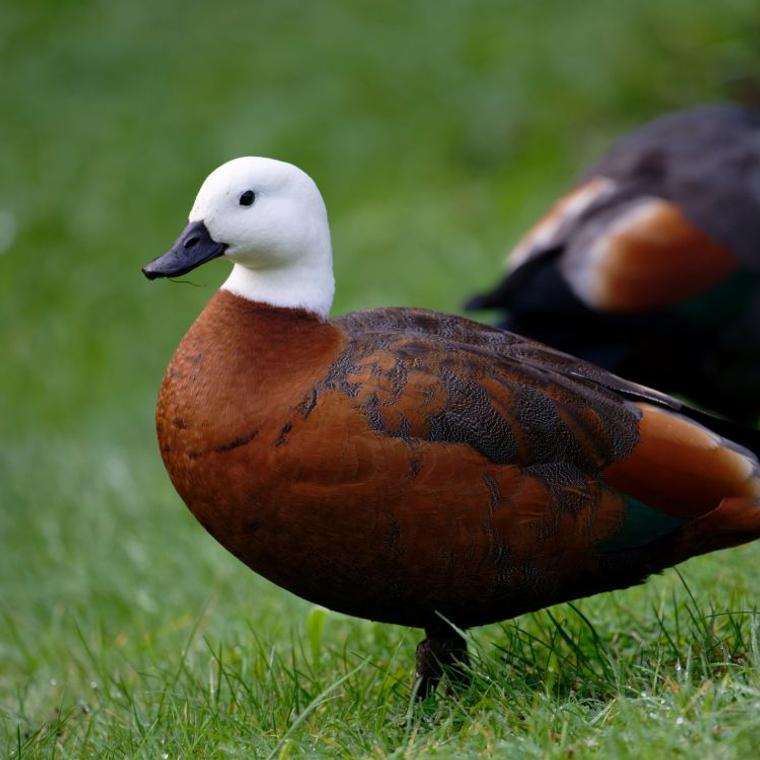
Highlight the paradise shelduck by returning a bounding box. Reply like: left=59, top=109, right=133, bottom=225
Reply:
left=466, top=103, right=760, bottom=424
left=143, top=157, right=760, bottom=697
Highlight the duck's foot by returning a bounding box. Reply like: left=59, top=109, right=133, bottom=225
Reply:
left=414, top=628, right=469, bottom=699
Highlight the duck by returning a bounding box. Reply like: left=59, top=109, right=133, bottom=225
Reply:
left=143, top=156, right=760, bottom=697
left=466, top=103, right=760, bottom=424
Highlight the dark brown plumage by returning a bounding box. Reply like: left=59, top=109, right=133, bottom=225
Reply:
left=466, top=103, right=760, bottom=423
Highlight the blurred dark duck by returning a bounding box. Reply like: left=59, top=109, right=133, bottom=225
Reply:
left=466, top=103, right=760, bottom=424
left=144, top=157, right=760, bottom=697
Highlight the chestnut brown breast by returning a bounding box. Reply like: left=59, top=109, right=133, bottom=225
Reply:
left=156, top=290, right=760, bottom=630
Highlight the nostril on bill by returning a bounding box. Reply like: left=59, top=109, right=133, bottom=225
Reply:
left=184, top=236, right=200, bottom=250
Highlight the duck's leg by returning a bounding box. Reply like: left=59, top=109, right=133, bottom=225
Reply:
left=414, top=627, right=470, bottom=699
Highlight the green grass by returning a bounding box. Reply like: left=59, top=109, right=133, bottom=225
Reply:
left=3, top=0, right=760, bottom=756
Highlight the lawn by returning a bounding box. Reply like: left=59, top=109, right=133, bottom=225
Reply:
left=2, top=1, right=760, bottom=756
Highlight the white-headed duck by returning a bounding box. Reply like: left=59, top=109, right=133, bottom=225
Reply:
left=144, top=157, right=760, bottom=696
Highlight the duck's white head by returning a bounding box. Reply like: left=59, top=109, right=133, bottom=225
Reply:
left=143, top=157, right=335, bottom=317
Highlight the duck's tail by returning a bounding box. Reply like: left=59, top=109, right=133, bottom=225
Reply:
left=603, top=401, right=760, bottom=559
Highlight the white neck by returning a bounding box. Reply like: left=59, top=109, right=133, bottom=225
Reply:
left=221, top=261, right=335, bottom=318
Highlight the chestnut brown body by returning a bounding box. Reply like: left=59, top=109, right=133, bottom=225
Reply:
left=156, top=290, right=760, bottom=632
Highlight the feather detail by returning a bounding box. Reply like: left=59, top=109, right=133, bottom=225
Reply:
left=603, top=403, right=760, bottom=516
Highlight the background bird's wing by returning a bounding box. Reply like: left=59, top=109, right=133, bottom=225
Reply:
left=467, top=103, right=760, bottom=316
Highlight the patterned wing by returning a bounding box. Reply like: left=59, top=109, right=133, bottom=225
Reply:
left=334, top=308, right=760, bottom=539
left=333, top=308, right=642, bottom=473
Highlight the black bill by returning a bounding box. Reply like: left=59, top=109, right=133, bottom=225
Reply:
left=142, top=220, right=227, bottom=280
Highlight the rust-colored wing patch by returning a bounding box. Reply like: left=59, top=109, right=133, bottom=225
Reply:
left=604, top=403, right=760, bottom=517
left=564, top=198, right=739, bottom=312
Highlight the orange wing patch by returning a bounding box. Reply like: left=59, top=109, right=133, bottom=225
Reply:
left=566, top=198, right=739, bottom=312
left=604, top=403, right=760, bottom=517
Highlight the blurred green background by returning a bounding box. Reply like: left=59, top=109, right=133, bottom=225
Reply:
left=3, top=0, right=760, bottom=756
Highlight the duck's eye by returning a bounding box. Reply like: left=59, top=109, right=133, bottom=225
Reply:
left=239, top=190, right=255, bottom=206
